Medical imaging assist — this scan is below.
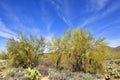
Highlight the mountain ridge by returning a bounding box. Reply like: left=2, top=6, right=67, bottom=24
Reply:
left=108, top=46, right=120, bottom=52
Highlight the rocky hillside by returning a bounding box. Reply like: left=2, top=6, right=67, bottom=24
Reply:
left=108, top=46, right=120, bottom=53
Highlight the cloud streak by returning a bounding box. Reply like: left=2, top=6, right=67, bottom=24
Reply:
left=81, top=3, right=120, bottom=28
left=41, top=1, right=54, bottom=30
left=107, top=39, right=120, bottom=47
left=94, top=20, right=120, bottom=36
left=0, top=1, right=42, bottom=36
left=49, top=0, right=72, bottom=27
left=0, top=20, right=16, bottom=39
left=88, top=0, right=108, bottom=12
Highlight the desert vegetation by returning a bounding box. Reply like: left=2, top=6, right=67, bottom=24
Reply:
left=0, top=29, right=120, bottom=80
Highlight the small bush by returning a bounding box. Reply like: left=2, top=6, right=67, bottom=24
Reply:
left=0, top=52, right=9, bottom=60
left=48, top=70, right=99, bottom=80
left=24, top=67, right=41, bottom=80
left=105, top=66, right=120, bottom=79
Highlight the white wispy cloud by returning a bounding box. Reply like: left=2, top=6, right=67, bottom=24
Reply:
left=0, top=39, right=6, bottom=52
left=45, top=33, right=54, bottom=42
left=49, top=0, right=62, bottom=12
left=94, top=20, right=120, bottom=35
left=0, top=31, right=14, bottom=39
left=40, top=3, right=54, bottom=41
left=0, top=1, right=27, bottom=30
left=0, top=20, right=16, bottom=39
left=49, top=0, right=72, bottom=26
left=0, top=1, right=20, bottom=22
left=40, top=2, right=54, bottom=33
left=106, top=39, right=120, bottom=47
left=46, top=22, right=53, bottom=32
left=0, top=20, right=17, bottom=52
left=88, top=0, right=108, bottom=12
left=0, top=21, right=15, bottom=35
left=0, top=1, right=42, bottom=37
left=57, top=12, right=72, bottom=26
left=95, top=24, right=120, bottom=47
left=81, top=3, right=120, bottom=28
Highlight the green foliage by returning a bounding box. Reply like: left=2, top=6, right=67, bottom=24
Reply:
left=5, top=68, right=41, bottom=80
left=105, top=66, right=120, bottom=79
left=7, top=68, right=16, bottom=77
left=7, top=33, right=46, bottom=68
left=49, top=28, right=109, bottom=73
left=0, top=52, right=9, bottom=60
left=24, top=67, right=41, bottom=80
left=81, top=73, right=95, bottom=80
left=110, top=52, right=120, bottom=59
left=48, top=70, right=98, bottom=80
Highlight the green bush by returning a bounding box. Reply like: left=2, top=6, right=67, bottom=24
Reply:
left=0, top=52, right=9, bottom=60
left=7, top=33, right=45, bottom=68
left=81, top=73, right=95, bottom=80
left=48, top=70, right=98, bottom=80
left=49, top=29, right=109, bottom=73
left=24, top=67, right=41, bottom=80
left=7, top=68, right=17, bottom=77
left=111, top=52, right=120, bottom=59
left=105, top=66, right=120, bottom=79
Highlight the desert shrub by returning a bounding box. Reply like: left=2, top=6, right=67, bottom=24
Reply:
left=6, top=67, right=41, bottom=80
left=105, top=66, right=120, bottom=79
left=0, top=52, right=9, bottom=60
left=48, top=70, right=99, bottom=80
left=7, top=33, right=45, bottom=68
left=38, top=66, right=49, bottom=76
left=7, top=68, right=17, bottom=77
left=7, top=68, right=24, bottom=79
left=111, top=52, right=120, bottom=60
left=81, top=73, right=95, bottom=80
left=47, top=53, right=60, bottom=66
left=49, top=29, right=109, bottom=73
left=48, top=70, right=67, bottom=80
left=24, top=67, right=41, bottom=80
left=114, top=59, right=120, bottom=66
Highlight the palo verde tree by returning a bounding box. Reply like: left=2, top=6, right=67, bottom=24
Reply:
left=49, top=28, right=109, bottom=73
left=7, top=32, right=45, bottom=68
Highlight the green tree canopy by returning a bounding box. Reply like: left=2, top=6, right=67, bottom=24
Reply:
left=49, top=28, right=109, bottom=73
left=7, top=32, right=46, bottom=68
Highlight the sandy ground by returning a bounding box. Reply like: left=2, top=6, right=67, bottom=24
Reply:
left=41, top=77, right=49, bottom=80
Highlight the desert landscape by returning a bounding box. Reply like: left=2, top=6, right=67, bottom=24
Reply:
left=0, top=0, right=120, bottom=80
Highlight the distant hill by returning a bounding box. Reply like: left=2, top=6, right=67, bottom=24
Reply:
left=108, top=46, right=120, bottom=53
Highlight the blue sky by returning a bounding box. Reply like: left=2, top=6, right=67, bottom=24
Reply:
left=0, top=0, right=120, bottom=52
